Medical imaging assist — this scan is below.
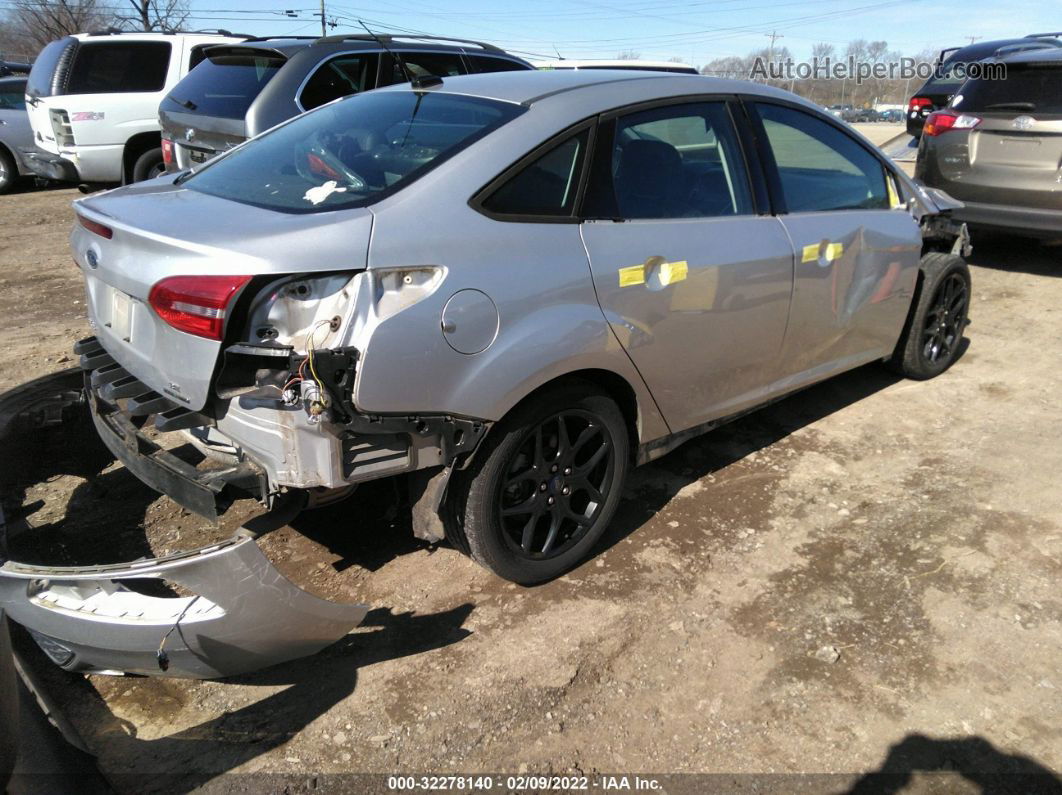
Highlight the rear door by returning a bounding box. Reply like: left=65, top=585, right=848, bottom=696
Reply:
left=378, top=51, right=466, bottom=86
left=0, top=79, right=32, bottom=155
left=747, top=100, right=921, bottom=380
left=580, top=99, right=795, bottom=431
left=948, top=62, right=1062, bottom=210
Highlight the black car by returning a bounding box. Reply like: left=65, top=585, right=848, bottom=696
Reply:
left=906, top=33, right=1062, bottom=138
left=0, top=61, right=30, bottom=78
left=159, top=33, right=533, bottom=173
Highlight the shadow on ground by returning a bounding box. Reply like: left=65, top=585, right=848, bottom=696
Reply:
left=845, top=733, right=1062, bottom=794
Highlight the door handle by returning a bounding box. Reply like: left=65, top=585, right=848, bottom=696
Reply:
left=618, top=256, right=689, bottom=289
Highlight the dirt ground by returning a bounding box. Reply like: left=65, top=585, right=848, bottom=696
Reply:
left=1, top=170, right=1060, bottom=794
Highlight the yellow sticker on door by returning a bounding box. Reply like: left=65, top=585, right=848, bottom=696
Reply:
left=619, top=260, right=689, bottom=287
left=802, top=242, right=844, bottom=264
left=618, top=264, right=646, bottom=287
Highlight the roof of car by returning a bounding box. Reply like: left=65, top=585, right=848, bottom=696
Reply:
left=376, top=68, right=795, bottom=108
left=943, top=36, right=1062, bottom=63
left=997, top=47, right=1062, bottom=65
left=204, top=33, right=528, bottom=60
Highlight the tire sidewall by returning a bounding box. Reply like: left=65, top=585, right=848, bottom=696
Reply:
left=459, top=386, right=629, bottom=585
left=0, top=149, right=15, bottom=194
left=131, top=148, right=164, bottom=183
left=902, top=253, right=971, bottom=379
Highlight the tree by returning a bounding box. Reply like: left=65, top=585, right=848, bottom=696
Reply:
left=7, top=0, right=114, bottom=49
left=118, top=0, right=190, bottom=32
left=615, top=49, right=641, bottom=60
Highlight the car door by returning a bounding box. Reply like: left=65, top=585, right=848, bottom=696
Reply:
left=580, top=99, right=795, bottom=432
left=0, top=79, right=32, bottom=165
left=378, top=51, right=466, bottom=86
left=747, top=100, right=922, bottom=382
left=297, top=52, right=381, bottom=111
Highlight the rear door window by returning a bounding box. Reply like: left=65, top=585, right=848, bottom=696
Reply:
left=481, top=129, right=589, bottom=217
left=67, top=42, right=172, bottom=94
left=952, top=65, right=1062, bottom=114
left=160, top=50, right=286, bottom=119
left=382, top=51, right=465, bottom=85
left=299, top=53, right=379, bottom=110
left=468, top=55, right=528, bottom=73
left=753, top=103, right=888, bottom=212
left=0, top=80, right=26, bottom=110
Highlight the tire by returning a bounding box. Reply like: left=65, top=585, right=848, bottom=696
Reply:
left=888, top=252, right=971, bottom=380
left=445, top=382, right=629, bottom=585
left=0, top=147, right=18, bottom=195
left=131, top=147, right=165, bottom=183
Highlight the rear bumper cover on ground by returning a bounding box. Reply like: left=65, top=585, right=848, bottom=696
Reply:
left=0, top=368, right=367, bottom=679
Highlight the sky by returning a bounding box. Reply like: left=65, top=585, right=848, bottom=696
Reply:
left=180, top=0, right=1060, bottom=64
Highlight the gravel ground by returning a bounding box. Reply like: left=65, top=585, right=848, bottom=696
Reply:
left=0, top=165, right=1059, bottom=793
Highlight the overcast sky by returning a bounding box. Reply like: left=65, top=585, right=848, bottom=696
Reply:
left=183, top=0, right=1059, bottom=64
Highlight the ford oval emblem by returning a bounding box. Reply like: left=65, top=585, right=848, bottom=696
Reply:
left=1012, top=115, right=1035, bottom=131
left=85, top=249, right=98, bottom=269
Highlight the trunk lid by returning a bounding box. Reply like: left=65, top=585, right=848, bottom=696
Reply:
left=73, top=180, right=372, bottom=411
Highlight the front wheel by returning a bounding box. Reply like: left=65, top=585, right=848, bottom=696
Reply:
left=445, top=384, right=629, bottom=584
left=888, top=252, right=971, bottom=380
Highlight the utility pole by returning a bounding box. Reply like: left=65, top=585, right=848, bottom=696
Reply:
left=765, top=30, right=783, bottom=83
left=320, top=0, right=326, bottom=36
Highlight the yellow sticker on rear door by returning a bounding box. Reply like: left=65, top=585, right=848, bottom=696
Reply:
left=618, top=264, right=646, bottom=287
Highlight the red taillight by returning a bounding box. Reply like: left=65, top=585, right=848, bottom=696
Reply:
left=76, top=213, right=113, bottom=239
left=148, top=275, right=251, bottom=340
left=161, top=137, right=174, bottom=165
left=923, top=111, right=982, bottom=137
left=908, top=96, right=932, bottom=113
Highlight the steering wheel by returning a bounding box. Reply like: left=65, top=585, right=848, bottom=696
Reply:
left=295, top=130, right=367, bottom=190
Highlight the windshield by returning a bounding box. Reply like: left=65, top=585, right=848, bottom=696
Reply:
left=185, top=90, right=524, bottom=213
left=952, top=64, right=1062, bottom=114
left=161, top=49, right=287, bottom=119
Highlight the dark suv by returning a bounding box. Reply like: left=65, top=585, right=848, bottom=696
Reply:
left=906, top=33, right=1062, bottom=138
left=160, top=33, right=532, bottom=172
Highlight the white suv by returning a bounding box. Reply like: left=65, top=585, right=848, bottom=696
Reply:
left=22, top=30, right=245, bottom=185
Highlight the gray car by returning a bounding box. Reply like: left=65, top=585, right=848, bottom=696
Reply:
left=1, top=70, right=971, bottom=678
left=0, top=76, right=33, bottom=193
left=159, top=33, right=532, bottom=173
left=915, top=48, right=1062, bottom=237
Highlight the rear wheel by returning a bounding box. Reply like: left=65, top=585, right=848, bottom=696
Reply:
left=131, top=147, right=165, bottom=183
left=0, top=148, right=18, bottom=194
left=445, top=383, right=629, bottom=584
left=888, top=252, right=971, bottom=379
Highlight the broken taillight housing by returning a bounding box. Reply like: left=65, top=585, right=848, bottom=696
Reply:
left=148, top=275, right=251, bottom=340
left=923, top=111, right=982, bottom=136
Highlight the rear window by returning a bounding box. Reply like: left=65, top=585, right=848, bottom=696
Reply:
left=161, top=50, right=286, bottom=119
left=67, top=42, right=171, bottom=94
left=469, top=55, right=529, bottom=74
left=184, top=90, right=524, bottom=213
left=25, top=37, right=74, bottom=97
left=952, top=64, right=1062, bottom=114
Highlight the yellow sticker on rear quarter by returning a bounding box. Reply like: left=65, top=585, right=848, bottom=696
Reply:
left=618, top=264, right=646, bottom=287
left=659, top=260, right=688, bottom=286
left=826, top=242, right=844, bottom=261
left=802, top=243, right=819, bottom=263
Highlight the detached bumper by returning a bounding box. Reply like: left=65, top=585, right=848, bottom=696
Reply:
left=0, top=369, right=368, bottom=679
left=951, top=200, right=1062, bottom=238
left=18, top=146, right=78, bottom=183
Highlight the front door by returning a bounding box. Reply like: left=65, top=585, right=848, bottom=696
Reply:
left=581, top=100, right=795, bottom=432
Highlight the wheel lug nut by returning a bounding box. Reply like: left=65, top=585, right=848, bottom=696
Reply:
left=539, top=482, right=547, bottom=491
left=547, top=496, right=555, bottom=505
left=564, top=467, right=572, bottom=476
left=551, top=464, right=558, bottom=473
left=562, top=486, right=571, bottom=495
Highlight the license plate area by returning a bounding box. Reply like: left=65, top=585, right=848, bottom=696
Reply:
left=188, top=148, right=212, bottom=164
left=109, top=288, right=132, bottom=342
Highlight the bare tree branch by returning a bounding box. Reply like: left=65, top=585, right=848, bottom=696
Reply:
left=6, top=1, right=115, bottom=50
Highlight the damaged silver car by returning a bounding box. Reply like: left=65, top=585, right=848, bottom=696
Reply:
left=3, top=70, right=971, bottom=678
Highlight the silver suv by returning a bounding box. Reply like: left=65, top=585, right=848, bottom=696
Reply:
left=1, top=71, right=971, bottom=678
left=915, top=49, right=1062, bottom=237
